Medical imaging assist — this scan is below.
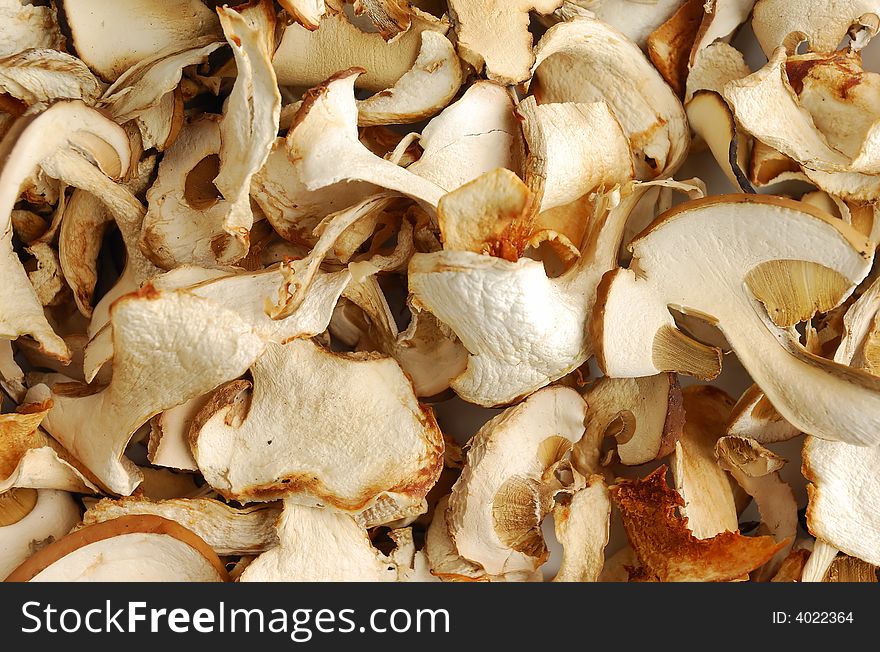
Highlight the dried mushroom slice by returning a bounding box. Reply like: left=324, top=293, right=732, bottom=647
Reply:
left=552, top=476, right=611, bottom=582
left=147, top=396, right=209, bottom=472
left=689, top=0, right=755, bottom=63
left=58, top=190, right=113, bottom=318
left=685, top=90, right=753, bottom=192
left=593, top=194, right=880, bottom=446
left=83, top=497, right=281, bottom=556
left=726, top=383, right=801, bottom=443
left=272, top=8, right=448, bottom=92
left=581, top=373, right=684, bottom=468
left=586, top=0, right=686, bottom=49
left=530, top=17, right=690, bottom=179
left=5, top=515, right=228, bottom=582
left=447, top=386, right=587, bottom=576
left=192, top=339, right=443, bottom=522
left=823, top=555, right=878, bottom=582
left=280, top=0, right=326, bottom=30
left=670, top=386, right=739, bottom=540
left=685, top=41, right=751, bottom=104
left=448, top=0, right=563, bottom=84
left=0, top=49, right=101, bottom=107
left=41, top=288, right=266, bottom=496
left=239, top=500, right=401, bottom=581
left=0, top=401, right=98, bottom=493
left=0, top=100, right=132, bottom=362
left=752, top=0, right=880, bottom=56
left=61, top=0, right=222, bottom=82
left=611, top=466, right=787, bottom=582
left=357, top=31, right=463, bottom=127
left=0, top=488, right=80, bottom=580
left=0, top=0, right=62, bottom=58
left=646, top=0, right=705, bottom=98
left=425, top=496, right=488, bottom=581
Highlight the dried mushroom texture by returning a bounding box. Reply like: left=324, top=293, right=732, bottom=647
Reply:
left=0, top=401, right=98, bottom=493
left=752, top=0, right=880, bottom=56
left=0, top=101, right=132, bottom=363
left=280, top=0, right=326, bottom=30
left=5, top=515, right=228, bottom=582
left=0, top=49, right=101, bottom=107
left=593, top=194, right=880, bottom=446
left=240, top=500, right=401, bottom=581
left=0, top=488, right=79, bottom=581
left=581, top=373, right=684, bottom=468
left=685, top=41, right=751, bottom=103
left=425, top=496, right=488, bottom=581
left=447, top=386, right=587, bottom=576
left=690, top=0, right=756, bottom=62
left=0, top=0, right=62, bottom=58
left=40, top=288, right=266, bottom=496
left=685, top=91, right=753, bottom=192
left=272, top=8, right=448, bottom=92
left=824, top=555, right=878, bottom=582
left=646, top=0, right=705, bottom=98
left=552, top=476, right=611, bottom=582
left=83, top=497, right=280, bottom=556
left=611, top=466, right=787, bottom=582
left=62, top=0, right=222, bottom=82
left=356, top=31, right=463, bottom=127
left=447, top=0, right=563, bottom=84
left=192, top=338, right=443, bottom=522
left=584, top=0, right=687, bottom=49
left=530, top=17, right=690, bottom=179
left=670, top=386, right=739, bottom=540
left=725, top=384, right=801, bottom=443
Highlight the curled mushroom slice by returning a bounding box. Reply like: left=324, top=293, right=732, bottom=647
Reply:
left=281, top=0, right=326, bottom=30
left=670, top=386, right=739, bottom=540
left=611, top=466, right=787, bottom=582
left=593, top=194, right=880, bottom=446
left=40, top=288, right=266, bottom=495
left=686, top=91, right=753, bottom=192
left=685, top=41, right=751, bottom=104
left=646, top=0, right=705, bottom=98
left=0, top=49, right=101, bottom=107
left=771, top=548, right=811, bottom=582
left=58, top=190, right=112, bottom=318
left=447, top=386, right=587, bottom=576
left=552, top=476, right=611, bottom=582
left=751, top=0, right=880, bottom=56
left=0, top=0, right=63, bottom=57
left=0, top=100, right=132, bottom=362
left=5, top=515, right=228, bottom=582
left=357, top=31, right=463, bottom=127
left=147, top=396, right=208, bottom=472
left=0, top=401, right=98, bottom=493
left=272, top=8, right=448, bottom=92
left=0, top=488, right=80, bottom=580
left=191, top=338, right=443, bottom=523
left=518, top=96, right=634, bottom=214
left=447, top=0, right=563, bottom=84
left=584, top=0, right=686, bottom=49
left=581, top=373, right=684, bottom=468
left=425, top=496, right=488, bottom=581
left=83, top=498, right=281, bottom=556
left=690, top=0, right=756, bottom=62
left=240, top=500, right=402, bottom=581
left=530, top=17, right=690, bottom=179
left=61, top=0, right=222, bottom=82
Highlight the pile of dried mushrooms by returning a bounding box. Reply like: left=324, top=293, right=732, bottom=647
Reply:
left=1, top=0, right=880, bottom=583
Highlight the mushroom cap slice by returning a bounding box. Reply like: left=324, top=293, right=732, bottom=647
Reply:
left=611, top=466, right=787, bottom=582
left=83, top=497, right=281, bottom=556
left=0, top=49, right=101, bottom=106
left=551, top=476, right=611, bottom=582
left=62, top=0, right=222, bottom=82
left=725, top=384, right=802, bottom=443
left=41, top=288, right=266, bottom=495
left=690, top=0, right=755, bottom=64
left=5, top=515, right=228, bottom=582
left=447, top=386, right=587, bottom=576
left=751, top=0, right=880, bottom=56
left=448, top=0, right=564, bottom=84
left=593, top=194, right=880, bottom=446
left=0, top=488, right=80, bottom=580
left=239, top=500, right=400, bottom=581
left=0, top=0, right=63, bottom=58
left=425, top=495, right=489, bottom=581
left=192, top=339, right=443, bottom=522
left=280, top=0, right=326, bottom=31
left=586, top=0, right=686, bottom=49
left=530, top=17, right=690, bottom=179
left=0, top=100, right=131, bottom=362
left=646, top=0, right=705, bottom=98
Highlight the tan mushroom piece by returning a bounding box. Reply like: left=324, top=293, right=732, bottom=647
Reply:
left=83, top=498, right=281, bottom=556
left=0, top=488, right=80, bottom=580
left=583, top=0, right=686, bottom=49
left=58, top=190, right=113, bottom=318
left=685, top=91, right=753, bottom=192
left=142, top=4, right=280, bottom=268
left=690, top=0, right=756, bottom=62
left=5, top=515, right=228, bottom=582
left=530, top=17, right=690, bottom=179
left=670, top=386, right=739, bottom=540
left=447, top=386, right=587, bottom=576
left=280, top=0, right=326, bottom=30
left=647, top=0, right=706, bottom=99
left=272, top=8, right=448, bottom=92
left=239, top=500, right=402, bottom=581
left=0, top=49, right=101, bottom=107
left=357, top=31, right=463, bottom=126
left=824, top=555, right=878, bottom=582
left=552, top=476, right=611, bottom=582
left=685, top=41, right=751, bottom=104
left=40, top=288, right=266, bottom=495
left=147, top=397, right=208, bottom=472
left=611, top=466, right=787, bottom=582
left=0, top=100, right=133, bottom=363
left=592, top=194, right=880, bottom=446
left=62, top=0, right=222, bottom=82
left=424, top=496, right=488, bottom=581
left=191, top=338, right=443, bottom=524
left=751, top=0, right=880, bottom=56
left=0, top=401, right=98, bottom=494
left=0, top=0, right=63, bottom=58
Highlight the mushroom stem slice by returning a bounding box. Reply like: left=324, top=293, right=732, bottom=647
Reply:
left=552, top=476, right=611, bottom=582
